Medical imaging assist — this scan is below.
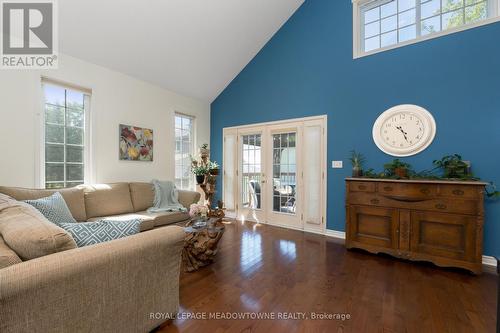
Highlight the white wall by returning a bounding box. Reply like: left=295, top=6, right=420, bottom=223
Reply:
left=0, top=54, right=210, bottom=187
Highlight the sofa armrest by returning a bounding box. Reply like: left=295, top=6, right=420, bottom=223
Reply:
left=0, top=226, right=185, bottom=333
left=177, top=190, right=201, bottom=208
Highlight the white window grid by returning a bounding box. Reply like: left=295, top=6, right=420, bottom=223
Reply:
left=43, top=85, right=90, bottom=189
left=354, top=0, right=500, bottom=58
left=175, top=113, right=195, bottom=190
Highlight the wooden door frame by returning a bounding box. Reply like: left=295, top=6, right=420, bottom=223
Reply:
left=222, top=115, right=327, bottom=235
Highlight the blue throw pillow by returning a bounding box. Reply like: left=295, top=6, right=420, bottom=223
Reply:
left=59, top=219, right=141, bottom=247
left=25, top=192, right=76, bottom=226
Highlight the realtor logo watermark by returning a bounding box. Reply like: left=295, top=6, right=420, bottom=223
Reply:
left=1, top=0, right=58, bottom=69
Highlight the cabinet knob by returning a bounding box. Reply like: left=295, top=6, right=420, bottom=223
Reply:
left=358, top=185, right=367, bottom=190
left=435, top=203, right=447, bottom=210
left=383, top=186, right=393, bottom=192
left=452, top=189, right=465, bottom=196
left=420, top=188, right=430, bottom=194
left=370, top=198, right=380, bottom=204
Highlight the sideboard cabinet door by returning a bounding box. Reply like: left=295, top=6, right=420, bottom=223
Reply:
left=348, top=205, right=399, bottom=250
left=410, top=211, right=477, bottom=262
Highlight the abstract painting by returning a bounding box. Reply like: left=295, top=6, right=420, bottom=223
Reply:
left=119, top=124, right=154, bottom=161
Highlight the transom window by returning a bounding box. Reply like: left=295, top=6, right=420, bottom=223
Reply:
left=175, top=113, right=195, bottom=190
left=42, top=82, right=91, bottom=189
left=354, top=0, right=499, bottom=57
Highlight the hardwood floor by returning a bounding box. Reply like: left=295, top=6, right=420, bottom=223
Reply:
left=157, top=219, right=497, bottom=333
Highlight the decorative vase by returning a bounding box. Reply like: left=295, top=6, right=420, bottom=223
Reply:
left=394, top=167, right=408, bottom=178
left=352, top=167, right=363, bottom=177
left=196, top=175, right=205, bottom=185
left=199, top=148, right=210, bottom=159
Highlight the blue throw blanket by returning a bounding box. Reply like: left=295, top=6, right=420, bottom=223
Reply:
left=148, top=180, right=187, bottom=213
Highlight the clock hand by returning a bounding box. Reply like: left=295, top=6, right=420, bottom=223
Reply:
left=396, top=126, right=409, bottom=142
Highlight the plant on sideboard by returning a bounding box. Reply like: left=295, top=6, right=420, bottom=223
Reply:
left=349, top=150, right=366, bottom=177
left=383, top=159, right=412, bottom=179
left=432, top=154, right=471, bottom=179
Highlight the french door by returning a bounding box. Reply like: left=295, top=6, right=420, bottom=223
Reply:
left=223, top=116, right=326, bottom=233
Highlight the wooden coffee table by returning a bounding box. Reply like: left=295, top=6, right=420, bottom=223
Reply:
left=182, top=217, right=225, bottom=272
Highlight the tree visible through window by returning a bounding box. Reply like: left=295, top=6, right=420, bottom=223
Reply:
left=175, top=114, right=194, bottom=190
left=358, top=0, right=495, bottom=54
left=43, top=84, right=89, bottom=189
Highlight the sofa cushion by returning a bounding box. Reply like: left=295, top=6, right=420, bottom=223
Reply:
left=80, top=183, right=134, bottom=219
left=129, top=182, right=155, bottom=212
left=0, top=195, right=77, bottom=260
left=24, top=192, right=77, bottom=226
left=0, top=235, right=22, bottom=269
left=137, top=210, right=190, bottom=228
left=87, top=213, right=156, bottom=232
left=177, top=190, right=201, bottom=209
left=59, top=219, right=141, bottom=247
left=0, top=186, right=87, bottom=221
left=87, top=210, right=190, bottom=230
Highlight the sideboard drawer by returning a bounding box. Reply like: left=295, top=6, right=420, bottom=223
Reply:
left=439, top=184, right=479, bottom=199
left=349, top=181, right=376, bottom=193
left=378, top=182, right=436, bottom=198
left=348, top=192, right=479, bottom=215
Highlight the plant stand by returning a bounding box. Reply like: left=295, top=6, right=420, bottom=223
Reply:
left=196, top=154, right=225, bottom=219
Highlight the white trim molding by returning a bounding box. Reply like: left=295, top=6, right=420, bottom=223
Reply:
left=325, top=229, right=497, bottom=270
left=353, top=0, right=500, bottom=59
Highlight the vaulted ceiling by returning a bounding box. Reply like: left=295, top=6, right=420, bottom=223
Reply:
left=59, top=0, right=304, bottom=102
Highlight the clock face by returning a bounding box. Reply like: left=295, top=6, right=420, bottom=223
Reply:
left=373, top=105, right=436, bottom=157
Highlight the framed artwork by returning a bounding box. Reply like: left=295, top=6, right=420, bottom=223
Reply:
left=119, top=124, right=154, bottom=161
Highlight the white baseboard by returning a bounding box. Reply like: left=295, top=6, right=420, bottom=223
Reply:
left=325, top=229, right=497, bottom=269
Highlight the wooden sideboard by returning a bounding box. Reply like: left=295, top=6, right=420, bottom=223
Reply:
left=345, top=178, right=488, bottom=274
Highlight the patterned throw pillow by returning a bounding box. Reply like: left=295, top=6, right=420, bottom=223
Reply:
left=59, top=219, right=141, bottom=247
left=24, top=192, right=76, bottom=226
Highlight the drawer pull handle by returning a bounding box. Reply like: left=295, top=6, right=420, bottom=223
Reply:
left=383, top=186, right=393, bottom=192
left=370, top=198, right=380, bottom=204
left=358, top=185, right=367, bottom=190
left=420, top=188, right=430, bottom=194
left=452, top=189, right=465, bottom=196
left=435, top=203, right=447, bottom=210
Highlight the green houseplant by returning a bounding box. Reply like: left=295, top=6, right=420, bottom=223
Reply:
left=199, top=143, right=210, bottom=159
left=349, top=150, right=365, bottom=177
left=192, top=165, right=209, bottom=185
left=432, top=154, right=470, bottom=179
left=208, top=161, right=220, bottom=176
left=383, top=159, right=412, bottom=179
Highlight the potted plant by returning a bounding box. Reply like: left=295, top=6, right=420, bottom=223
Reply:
left=349, top=150, right=365, bottom=177
left=383, top=159, right=412, bottom=179
left=432, top=154, right=470, bottom=179
left=192, top=165, right=208, bottom=185
left=208, top=160, right=220, bottom=175
left=199, top=143, right=210, bottom=159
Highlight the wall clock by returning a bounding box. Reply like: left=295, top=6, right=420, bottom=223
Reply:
left=372, top=104, right=436, bottom=157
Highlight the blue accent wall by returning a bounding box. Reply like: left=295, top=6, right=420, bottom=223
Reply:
left=211, top=0, right=500, bottom=256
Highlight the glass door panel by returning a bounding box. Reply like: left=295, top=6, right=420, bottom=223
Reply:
left=272, top=132, right=297, bottom=214
left=241, top=134, right=262, bottom=210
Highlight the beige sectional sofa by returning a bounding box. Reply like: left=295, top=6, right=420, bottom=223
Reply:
left=0, top=182, right=200, bottom=333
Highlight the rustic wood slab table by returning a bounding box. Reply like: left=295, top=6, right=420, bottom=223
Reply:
left=182, top=217, right=225, bottom=272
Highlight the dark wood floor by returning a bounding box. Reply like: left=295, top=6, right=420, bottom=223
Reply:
left=158, top=219, right=497, bottom=333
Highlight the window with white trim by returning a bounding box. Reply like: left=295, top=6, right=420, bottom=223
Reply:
left=175, top=113, right=195, bottom=190
left=354, top=0, right=499, bottom=57
left=42, top=82, right=91, bottom=189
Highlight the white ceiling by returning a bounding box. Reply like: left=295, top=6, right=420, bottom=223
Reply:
left=59, top=0, right=304, bottom=102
